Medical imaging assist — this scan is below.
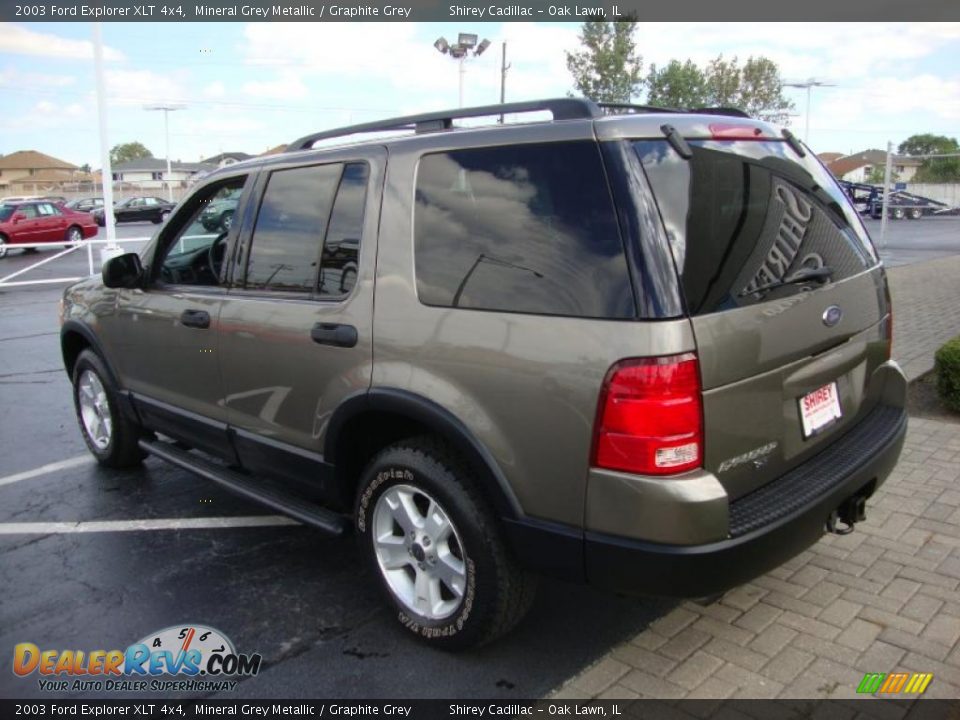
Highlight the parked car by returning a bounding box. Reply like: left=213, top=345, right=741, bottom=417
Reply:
left=199, top=188, right=241, bottom=232
left=66, top=198, right=105, bottom=214
left=0, top=200, right=98, bottom=258
left=61, top=99, right=907, bottom=649
left=93, top=196, right=175, bottom=226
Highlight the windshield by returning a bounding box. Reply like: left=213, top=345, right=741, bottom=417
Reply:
left=633, top=139, right=877, bottom=316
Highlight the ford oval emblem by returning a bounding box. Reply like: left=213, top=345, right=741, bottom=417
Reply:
left=822, top=305, right=843, bottom=327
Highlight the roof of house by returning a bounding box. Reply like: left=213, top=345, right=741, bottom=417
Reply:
left=817, top=152, right=844, bottom=163
left=201, top=152, right=254, bottom=164
left=827, top=149, right=923, bottom=179
left=0, top=150, right=78, bottom=171
left=260, top=144, right=288, bottom=156
left=112, top=158, right=216, bottom=173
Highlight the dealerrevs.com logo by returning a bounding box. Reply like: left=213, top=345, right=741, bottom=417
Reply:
left=12, top=624, right=262, bottom=693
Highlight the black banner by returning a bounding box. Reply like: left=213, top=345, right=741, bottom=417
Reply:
left=0, top=0, right=957, bottom=22
left=2, top=700, right=959, bottom=720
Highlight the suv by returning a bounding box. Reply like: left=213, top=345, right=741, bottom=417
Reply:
left=60, top=99, right=907, bottom=649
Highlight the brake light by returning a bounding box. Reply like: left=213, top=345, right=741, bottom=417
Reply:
left=592, top=354, right=703, bottom=476
left=709, top=123, right=768, bottom=140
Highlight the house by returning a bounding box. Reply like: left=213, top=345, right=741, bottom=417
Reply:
left=826, top=150, right=923, bottom=183
left=0, top=150, right=93, bottom=197
left=201, top=152, right=254, bottom=168
left=111, top=158, right=216, bottom=189
left=260, top=144, right=288, bottom=156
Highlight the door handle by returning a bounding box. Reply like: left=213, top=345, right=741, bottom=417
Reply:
left=180, top=309, right=211, bottom=329
left=310, top=323, right=358, bottom=348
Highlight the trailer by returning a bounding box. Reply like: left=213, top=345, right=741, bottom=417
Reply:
left=838, top=181, right=960, bottom=219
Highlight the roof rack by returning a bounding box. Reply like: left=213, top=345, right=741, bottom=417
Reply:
left=285, top=98, right=603, bottom=152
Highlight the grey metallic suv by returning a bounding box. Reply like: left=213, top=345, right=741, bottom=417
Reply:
left=60, top=99, right=907, bottom=649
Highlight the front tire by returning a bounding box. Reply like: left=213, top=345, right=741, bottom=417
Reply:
left=355, top=438, right=536, bottom=649
left=72, top=349, right=145, bottom=468
left=0, top=234, right=7, bottom=259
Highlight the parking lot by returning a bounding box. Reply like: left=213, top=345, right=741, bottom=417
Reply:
left=1, top=217, right=959, bottom=699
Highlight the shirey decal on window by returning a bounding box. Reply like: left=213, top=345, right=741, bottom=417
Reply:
left=856, top=671, right=933, bottom=695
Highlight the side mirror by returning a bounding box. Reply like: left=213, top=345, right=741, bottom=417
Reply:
left=102, top=253, right=144, bottom=289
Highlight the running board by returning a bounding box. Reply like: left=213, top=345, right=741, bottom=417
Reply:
left=138, top=439, right=350, bottom=537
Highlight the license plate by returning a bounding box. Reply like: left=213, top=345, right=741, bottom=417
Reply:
left=799, top=382, right=842, bottom=438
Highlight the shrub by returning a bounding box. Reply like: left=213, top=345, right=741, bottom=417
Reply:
left=935, top=336, right=960, bottom=413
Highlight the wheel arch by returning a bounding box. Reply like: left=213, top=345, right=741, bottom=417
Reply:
left=326, top=388, right=524, bottom=520
left=61, top=321, right=116, bottom=384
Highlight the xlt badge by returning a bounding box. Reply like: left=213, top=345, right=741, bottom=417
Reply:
left=718, top=442, right=778, bottom=473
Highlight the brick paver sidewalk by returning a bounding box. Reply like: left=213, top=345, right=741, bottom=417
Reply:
left=551, top=255, right=960, bottom=700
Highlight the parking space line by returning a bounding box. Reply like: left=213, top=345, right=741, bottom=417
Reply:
left=0, top=455, right=95, bottom=489
left=0, top=516, right=300, bottom=534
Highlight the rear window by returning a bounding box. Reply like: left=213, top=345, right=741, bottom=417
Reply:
left=634, top=139, right=877, bottom=316
left=414, top=141, right=634, bottom=319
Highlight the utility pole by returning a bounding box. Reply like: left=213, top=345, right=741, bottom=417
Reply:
left=499, top=42, right=511, bottom=123
left=880, top=141, right=893, bottom=246
left=783, top=78, right=835, bottom=144
left=433, top=33, right=491, bottom=108
left=144, top=104, right=185, bottom=201
left=92, top=22, right=118, bottom=267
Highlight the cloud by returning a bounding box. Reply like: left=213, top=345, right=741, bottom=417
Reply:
left=242, top=70, right=309, bottom=100
left=0, top=25, right=124, bottom=61
left=104, top=69, right=189, bottom=106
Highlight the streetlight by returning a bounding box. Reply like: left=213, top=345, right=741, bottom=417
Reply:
left=144, top=103, right=185, bottom=202
left=433, top=33, right=491, bottom=107
left=783, top=78, right=835, bottom=145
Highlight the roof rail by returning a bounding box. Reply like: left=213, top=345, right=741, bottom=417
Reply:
left=285, top=98, right=603, bottom=152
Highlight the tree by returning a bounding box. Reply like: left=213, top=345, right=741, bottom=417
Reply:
left=898, top=133, right=960, bottom=182
left=645, top=60, right=707, bottom=109
left=110, top=142, right=153, bottom=166
left=566, top=20, right=643, bottom=104
left=865, top=165, right=899, bottom=184
left=644, top=54, right=793, bottom=123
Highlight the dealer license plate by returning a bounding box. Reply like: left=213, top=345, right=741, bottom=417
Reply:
left=799, top=382, right=842, bottom=438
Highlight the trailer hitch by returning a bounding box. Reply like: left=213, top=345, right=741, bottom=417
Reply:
left=826, top=495, right=867, bottom=535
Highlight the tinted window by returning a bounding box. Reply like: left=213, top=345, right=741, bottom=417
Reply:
left=318, top=163, right=368, bottom=298
left=0, top=206, right=14, bottom=221
left=634, top=139, right=875, bottom=316
left=20, top=204, right=39, bottom=219
left=246, top=164, right=341, bottom=292
left=157, top=179, right=247, bottom=287
left=414, top=142, right=633, bottom=318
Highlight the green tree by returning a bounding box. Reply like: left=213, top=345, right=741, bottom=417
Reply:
left=645, top=54, right=793, bottom=123
left=645, top=60, right=707, bottom=109
left=898, top=133, right=960, bottom=182
left=109, top=142, right=153, bottom=166
left=865, top=165, right=899, bottom=184
left=566, top=20, right=643, bottom=104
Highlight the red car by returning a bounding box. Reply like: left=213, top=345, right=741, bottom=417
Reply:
left=0, top=200, right=99, bottom=258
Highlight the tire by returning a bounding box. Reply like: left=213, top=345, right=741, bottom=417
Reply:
left=220, top=211, right=233, bottom=231
left=0, top=234, right=7, bottom=259
left=65, top=225, right=83, bottom=244
left=891, top=207, right=905, bottom=220
left=355, top=438, right=536, bottom=650
left=908, top=208, right=923, bottom=220
left=72, top=349, right=145, bottom=468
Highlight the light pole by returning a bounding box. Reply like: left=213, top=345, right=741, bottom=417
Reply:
left=144, top=103, right=185, bottom=201
left=783, top=78, right=835, bottom=145
left=433, top=33, right=491, bottom=108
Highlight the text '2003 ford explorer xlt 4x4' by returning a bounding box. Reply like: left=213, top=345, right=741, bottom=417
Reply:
left=60, top=99, right=907, bottom=649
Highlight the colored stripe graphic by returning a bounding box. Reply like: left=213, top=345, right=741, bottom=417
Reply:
left=858, top=672, right=932, bottom=694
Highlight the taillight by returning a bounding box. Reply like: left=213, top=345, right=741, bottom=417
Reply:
left=592, top=353, right=703, bottom=476
left=708, top=123, right=769, bottom=140
left=881, top=272, right=893, bottom=360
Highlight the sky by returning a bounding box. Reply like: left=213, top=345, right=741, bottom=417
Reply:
left=1, top=21, right=958, bottom=169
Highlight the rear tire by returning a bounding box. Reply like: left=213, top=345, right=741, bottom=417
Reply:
left=355, top=438, right=536, bottom=649
left=908, top=208, right=922, bottom=220
left=72, top=349, right=145, bottom=468
left=65, top=225, right=83, bottom=244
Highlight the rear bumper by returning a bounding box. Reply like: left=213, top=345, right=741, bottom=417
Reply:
left=583, top=404, right=907, bottom=597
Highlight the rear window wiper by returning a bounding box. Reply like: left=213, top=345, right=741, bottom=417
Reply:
left=739, top=266, right=834, bottom=297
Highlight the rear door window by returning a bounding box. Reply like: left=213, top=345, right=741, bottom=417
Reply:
left=634, top=139, right=877, bottom=316
left=414, top=141, right=634, bottom=319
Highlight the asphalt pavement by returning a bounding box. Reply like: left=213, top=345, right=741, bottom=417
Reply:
left=1, top=216, right=958, bottom=700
